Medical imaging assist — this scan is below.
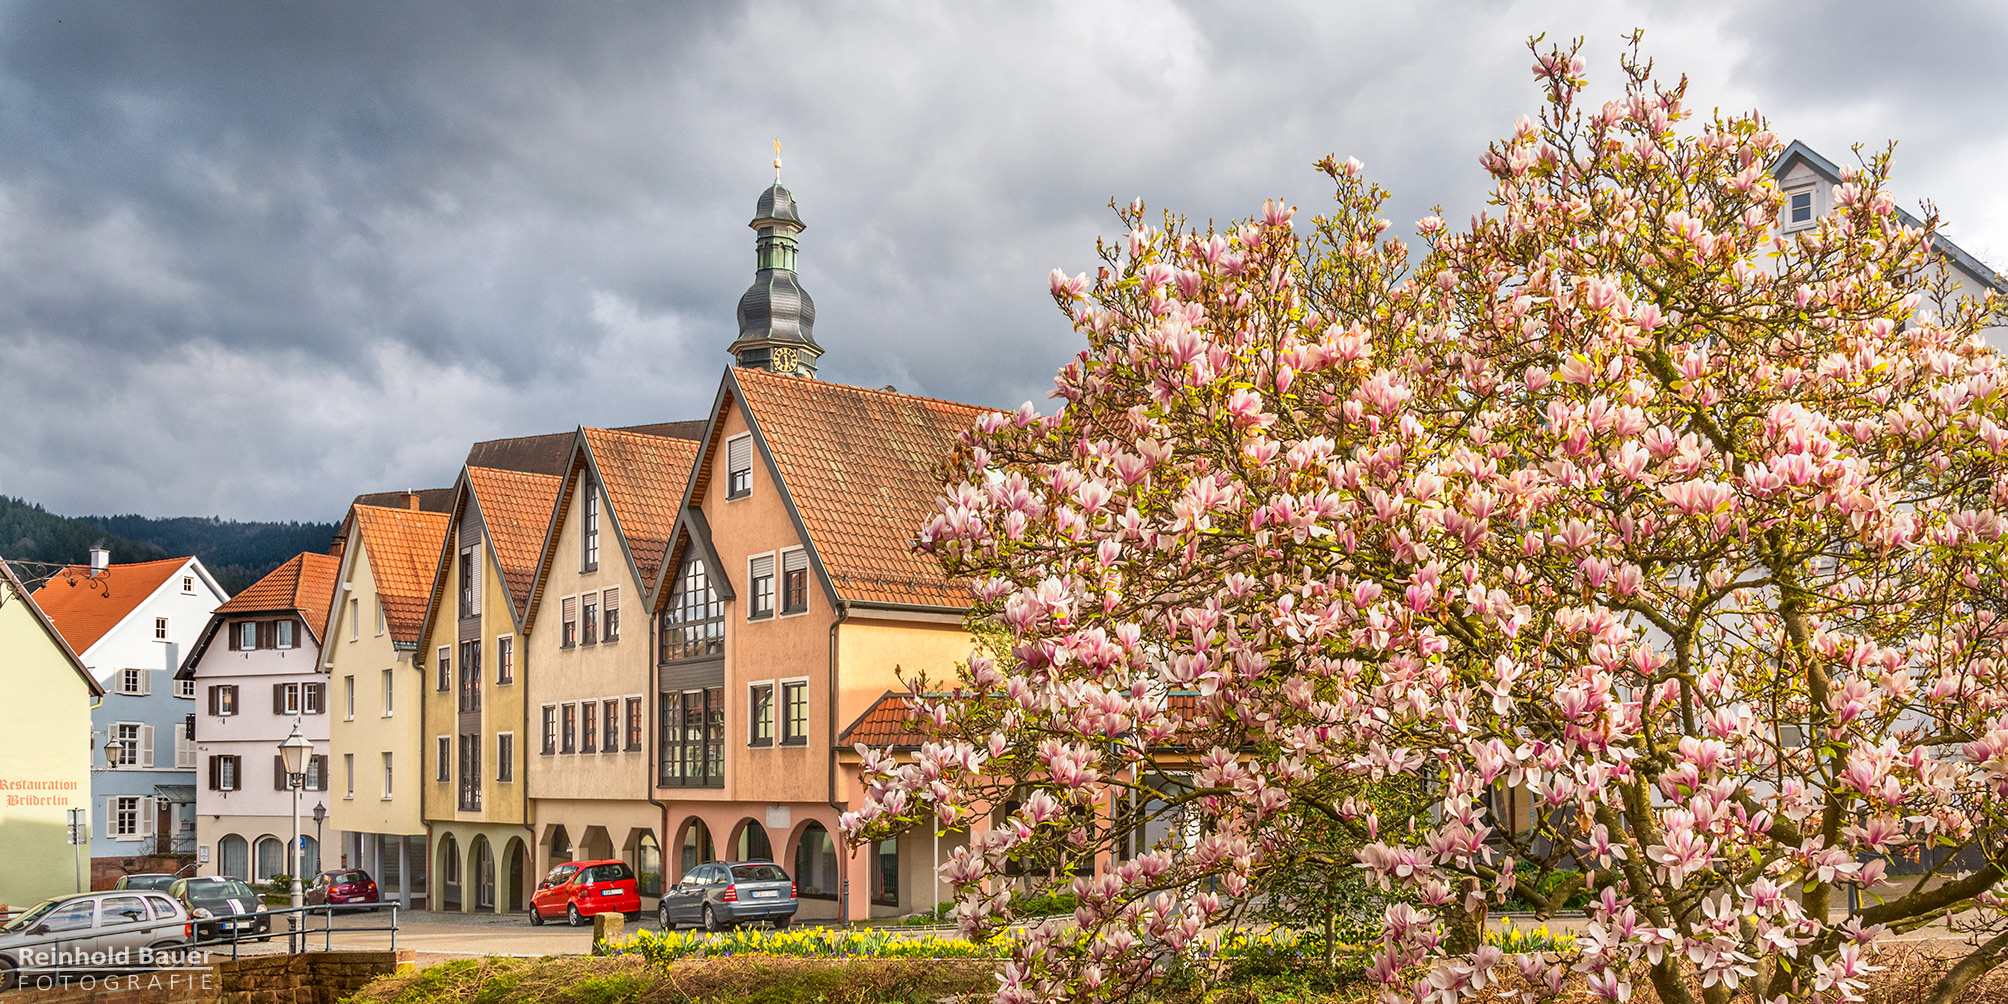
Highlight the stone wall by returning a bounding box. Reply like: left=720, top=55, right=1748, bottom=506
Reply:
left=88, top=855, right=197, bottom=891
left=3, top=950, right=415, bottom=1004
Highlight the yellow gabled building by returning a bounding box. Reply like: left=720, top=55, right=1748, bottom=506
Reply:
left=0, top=562, right=102, bottom=911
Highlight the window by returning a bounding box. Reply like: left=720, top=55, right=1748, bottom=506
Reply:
left=382, top=752, right=394, bottom=798
left=457, top=734, right=481, bottom=810
left=177, top=677, right=195, bottom=699
left=382, top=669, right=394, bottom=716
left=344, top=676, right=356, bottom=720
left=749, top=683, right=774, bottom=747
left=113, top=796, right=142, bottom=837
left=113, top=722, right=143, bottom=767
left=583, top=593, right=599, bottom=646
left=301, top=755, right=328, bottom=792
left=542, top=706, right=558, bottom=755
left=375, top=599, right=385, bottom=636
left=349, top=598, right=360, bottom=641
left=182, top=575, right=195, bottom=595
left=625, top=696, right=644, bottom=751
left=155, top=617, right=169, bottom=641
left=781, top=681, right=808, bottom=745
left=277, top=683, right=302, bottom=716
left=602, top=700, right=619, bottom=754
left=436, top=647, right=451, bottom=692
left=435, top=737, right=451, bottom=782
left=1788, top=187, right=1815, bottom=228
left=726, top=435, right=753, bottom=498
left=660, top=688, right=725, bottom=787
left=660, top=558, right=724, bottom=660
left=458, top=640, right=482, bottom=713
left=561, top=597, right=578, bottom=648
left=458, top=545, right=479, bottom=618
left=749, top=554, right=775, bottom=619
left=497, top=733, right=515, bottom=783
left=562, top=704, right=578, bottom=753
left=304, top=682, right=324, bottom=715
left=582, top=701, right=598, bottom=754
left=237, top=622, right=256, bottom=650
left=119, top=668, right=150, bottom=696
left=582, top=485, right=600, bottom=571
left=276, top=619, right=295, bottom=649
left=209, top=684, right=239, bottom=717
left=209, top=755, right=241, bottom=791
left=782, top=550, right=808, bottom=614
left=345, top=754, right=355, bottom=798
left=497, top=636, right=514, bottom=684
left=603, top=587, right=620, bottom=642
left=871, top=838, right=899, bottom=906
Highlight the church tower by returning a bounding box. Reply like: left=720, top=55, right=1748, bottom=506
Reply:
left=729, top=148, right=820, bottom=377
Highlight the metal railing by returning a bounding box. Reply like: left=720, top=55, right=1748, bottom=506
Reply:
left=187, top=901, right=400, bottom=956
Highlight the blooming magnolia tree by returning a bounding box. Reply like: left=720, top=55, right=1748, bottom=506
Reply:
left=843, top=36, right=2008, bottom=1004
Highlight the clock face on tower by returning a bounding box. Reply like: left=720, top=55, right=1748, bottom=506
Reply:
left=771, top=346, right=799, bottom=373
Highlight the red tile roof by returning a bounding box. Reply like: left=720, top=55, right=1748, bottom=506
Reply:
left=583, top=427, right=701, bottom=588
left=215, top=552, right=341, bottom=642
left=31, top=557, right=193, bottom=655
left=466, top=466, right=563, bottom=612
left=5, top=562, right=104, bottom=696
left=733, top=368, right=986, bottom=609
left=349, top=505, right=452, bottom=645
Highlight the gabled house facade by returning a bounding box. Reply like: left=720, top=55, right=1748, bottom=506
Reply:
left=522, top=427, right=699, bottom=909
left=643, top=179, right=985, bottom=922
left=415, top=466, right=560, bottom=913
left=322, top=493, right=451, bottom=908
left=0, top=562, right=104, bottom=908
left=33, top=554, right=226, bottom=873
left=178, top=552, right=340, bottom=883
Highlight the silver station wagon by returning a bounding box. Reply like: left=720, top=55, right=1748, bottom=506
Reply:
left=657, top=861, right=798, bottom=931
left=0, top=890, right=193, bottom=989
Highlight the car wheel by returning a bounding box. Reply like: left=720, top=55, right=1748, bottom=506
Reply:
left=623, top=911, right=640, bottom=922
left=0, top=959, right=18, bottom=991
left=529, top=905, right=543, bottom=926
left=702, top=905, right=721, bottom=933
left=567, top=904, right=584, bottom=927
left=658, top=901, right=674, bottom=930
left=771, top=916, right=790, bottom=930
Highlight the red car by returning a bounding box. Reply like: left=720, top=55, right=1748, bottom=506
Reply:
left=305, top=869, right=381, bottom=907
left=529, top=859, right=639, bottom=926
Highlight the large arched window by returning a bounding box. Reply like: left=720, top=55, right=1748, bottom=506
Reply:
left=794, top=823, right=837, bottom=900
left=218, top=835, right=249, bottom=880
left=636, top=832, right=663, bottom=897
left=660, top=557, right=723, bottom=660
left=254, top=836, right=284, bottom=882
left=679, top=819, right=714, bottom=877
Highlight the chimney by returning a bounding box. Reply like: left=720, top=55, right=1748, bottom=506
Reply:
left=89, top=547, right=110, bottom=573
left=406, top=491, right=420, bottom=511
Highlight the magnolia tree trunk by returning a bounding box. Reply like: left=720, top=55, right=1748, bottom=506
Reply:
left=843, top=33, right=2008, bottom=1004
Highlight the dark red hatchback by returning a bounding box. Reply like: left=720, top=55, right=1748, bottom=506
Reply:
left=305, top=870, right=381, bottom=907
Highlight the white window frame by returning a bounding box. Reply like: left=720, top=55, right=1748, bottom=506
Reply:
left=238, top=622, right=257, bottom=651
left=112, top=721, right=145, bottom=768
left=382, top=752, right=395, bottom=799
left=119, top=668, right=151, bottom=696
left=175, top=721, right=196, bottom=768
left=349, top=598, right=360, bottom=641
left=382, top=668, right=395, bottom=717
left=344, top=753, right=356, bottom=799
left=344, top=675, right=356, bottom=720
left=375, top=598, right=386, bottom=636
left=747, top=551, right=776, bottom=621
left=112, top=795, right=143, bottom=839
left=725, top=433, right=754, bottom=500
left=182, top=575, right=195, bottom=595
left=779, top=676, right=811, bottom=746
left=176, top=677, right=195, bottom=700
left=155, top=617, right=169, bottom=641
left=1783, top=185, right=1817, bottom=232
left=582, top=482, right=600, bottom=572
left=276, top=619, right=296, bottom=649
left=280, top=682, right=302, bottom=716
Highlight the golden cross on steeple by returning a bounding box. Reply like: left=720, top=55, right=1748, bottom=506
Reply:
left=773, top=138, right=782, bottom=181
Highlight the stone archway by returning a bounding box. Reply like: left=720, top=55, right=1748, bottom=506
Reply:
left=674, top=817, right=714, bottom=877
left=789, top=821, right=838, bottom=901
left=580, top=825, right=614, bottom=862
left=471, top=836, right=496, bottom=912
left=438, top=833, right=462, bottom=912
left=503, top=837, right=529, bottom=912
left=728, top=818, right=772, bottom=862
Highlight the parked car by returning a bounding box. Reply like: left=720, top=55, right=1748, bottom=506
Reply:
left=111, top=874, right=181, bottom=892
left=305, top=870, right=380, bottom=908
left=0, top=890, right=191, bottom=989
left=166, top=877, right=270, bottom=942
left=658, top=861, right=796, bottom=932
left=527, top=859, right=639, bottom=927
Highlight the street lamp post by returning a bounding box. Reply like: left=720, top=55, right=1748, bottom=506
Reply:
left=278, top=727, right=312, bottom=952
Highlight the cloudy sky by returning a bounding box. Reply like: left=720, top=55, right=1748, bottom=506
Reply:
left=1, top=0, right=2003, bottom=521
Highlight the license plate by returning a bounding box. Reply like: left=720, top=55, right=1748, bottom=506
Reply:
left=753, top=890, right=778, bottom=899
left=600, top=889, right=618, bottom=897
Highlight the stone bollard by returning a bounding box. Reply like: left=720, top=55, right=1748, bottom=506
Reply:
left=592, top=912, right=624, bottom=954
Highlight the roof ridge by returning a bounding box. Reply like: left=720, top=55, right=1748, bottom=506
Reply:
left=735, top=366, right=993, bottom=414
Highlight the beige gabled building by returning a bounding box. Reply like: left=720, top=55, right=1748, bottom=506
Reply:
left=321, top=491, right=452, bottom=908
left=0, top=562, right=103, bottom=909
left=521, top=427, right=700, bottom=906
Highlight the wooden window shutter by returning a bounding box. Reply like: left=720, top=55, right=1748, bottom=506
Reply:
left=305, top=682, right=324, bottom=715
left=227, top=625, right=239, bottom=651
left=208, top=686, right=220, bottom=716
left=140, top=797, right=156, bottom=838
left=208, top=756, right=220, bottom=790
left=273, top=684, right=286, bottom=715
left=274, top=756, right=287, bottom=790
left=257, top=621, right=274, bottom=650
left=227, top=755, right=241, bottom=790
left=139, top=725, right=155, bottom=768
left=313, top=755, right=329, bottom=791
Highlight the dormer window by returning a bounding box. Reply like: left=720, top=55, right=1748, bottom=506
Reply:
left=458, top=544, right=480, bottom=618
left=1786, top=187, right=1815, bottom=230
left=726, top=435, right=753, bottom=499
left=582, top=485, right=600, bottom=572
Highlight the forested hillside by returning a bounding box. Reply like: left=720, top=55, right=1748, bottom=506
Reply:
left=0, top=496, right=337, bottom=595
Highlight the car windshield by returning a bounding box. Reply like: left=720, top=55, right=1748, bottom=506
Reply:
left=730, top=864, right=788, bottom=882
left=1, top=899, right=60, bottom=932
left=121, top=875, right=177, bottom=891
left=185, top=880, right=256, bottom=900
left=589, top=864, right=634, bottom=883
left=331, top=872, right=367, bottom=885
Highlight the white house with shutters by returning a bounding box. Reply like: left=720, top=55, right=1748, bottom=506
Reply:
left=177, top=553, right=339, bottom=884
left=31, top=553, right=227, bottom=867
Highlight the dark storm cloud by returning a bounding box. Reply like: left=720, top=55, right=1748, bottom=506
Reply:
left=0, top=0, right=1998, bottom=519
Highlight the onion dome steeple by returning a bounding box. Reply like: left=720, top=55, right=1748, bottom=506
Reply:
left=730, top=142, right=820, bottom=378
